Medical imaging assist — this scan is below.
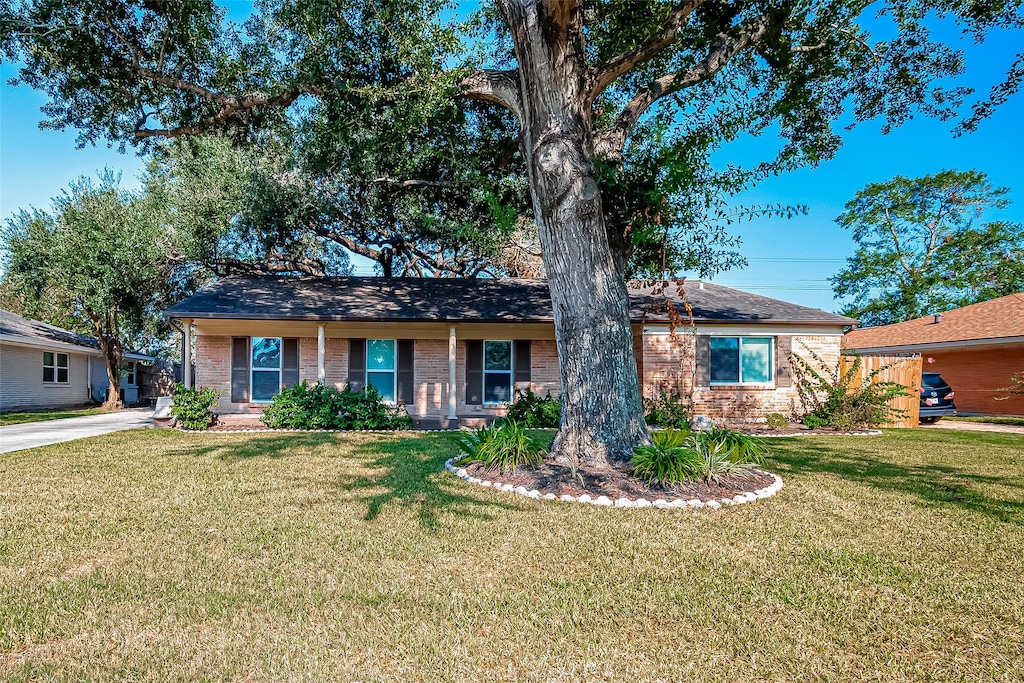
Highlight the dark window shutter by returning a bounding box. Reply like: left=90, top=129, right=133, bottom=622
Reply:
left=776, top=336, right=793, bottom=387
left=695, top=335, right=710, bottom=387
left=348, top=339, right=366, bottom=391
left=465, top=340, right=483, bottom=405
left=282, top=338, right=300, bottom=388
left=514, top=340, right=531, bottom=385
left=231, top=337, right=250, bottom=403
left=397, top=339, right=415, bottom=405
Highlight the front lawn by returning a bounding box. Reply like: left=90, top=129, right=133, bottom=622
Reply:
left=0, top=407, right=107, bottom=427
left=1, top=429, right=1021, bottom=681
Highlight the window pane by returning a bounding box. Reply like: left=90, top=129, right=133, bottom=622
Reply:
left=367, top=371, right=396, bottom=402
left=57, top=354, right=68, bottom=368
left=709, top=337, right=740, bottom=383
left=367, top=340, right=396, bottom=370
left=43, top=352, right=54, bottom=367
left=251, top=370, right=280, bottom=401
left=252, top=338, right=282, bottom=370
left=741, top=338, right=772, bottom=383
left=43, top=366, right=55, bottom=383
left=484, top=341, right=511, bottom=371
left=484, top=372, right=512, bottom=403
left=57, top=368, right=69, bottom=384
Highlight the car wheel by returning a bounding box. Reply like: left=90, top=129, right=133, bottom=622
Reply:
left=919, top=417, right=938, bottom=424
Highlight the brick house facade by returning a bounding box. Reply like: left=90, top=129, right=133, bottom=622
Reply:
left=168, top=276, right=854, bottom=426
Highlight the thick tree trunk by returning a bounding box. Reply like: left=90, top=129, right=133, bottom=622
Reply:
left=98, top=336, right=124, bottom=410
left=502, top=0, right=648, bottom=467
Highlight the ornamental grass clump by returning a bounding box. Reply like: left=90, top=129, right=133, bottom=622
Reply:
left=453, top=420, right=544, bottom=473
left=629, top=429, right=702, bottom=485
left=631, top=427, right=768, bottom=485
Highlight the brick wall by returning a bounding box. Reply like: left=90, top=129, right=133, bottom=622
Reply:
left=529, top=339, right=561, bottom=397
left=298, top=337, right=318, bottom=384
left=920, top=344, right=1024, bottom=416
left=413, top=339, right=448, bottom=416
left=194, top=335, right=236, bottom=413
left=641, top=332, right=843, bottom=423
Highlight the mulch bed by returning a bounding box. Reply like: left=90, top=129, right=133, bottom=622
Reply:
left=460, top=460, right=775, bottom=501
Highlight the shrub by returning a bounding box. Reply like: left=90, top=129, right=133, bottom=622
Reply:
left=802, top=413, right=829, bottom=430
left=260, top=382, right=412, bottom=430
left=765, top=413, right=789, bottom=430
left=503, top=388, right=561, bottom=428
left=631, top=427, right=767, bottom=485
left=454, top=420, right=544, bottom=473
left=170, top=384, right=221, bottom=431
left=643, top=389, right=691, bottom=429
left=792, top=344, right=907, bottom=429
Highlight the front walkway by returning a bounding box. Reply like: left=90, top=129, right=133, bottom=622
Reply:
left=0, top=408, right=153, bottom=454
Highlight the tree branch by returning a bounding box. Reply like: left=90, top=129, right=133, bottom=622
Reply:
left=594, top=15, right=771, bottom=160
left=461, top=69, right=522, bottom=118
left=589, top=1, right=704, bottom=100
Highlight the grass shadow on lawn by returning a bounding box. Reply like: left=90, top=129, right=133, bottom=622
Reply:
left=770, top=430, right=1024, bottom=523
left=341, top=433, right=519, bottom=528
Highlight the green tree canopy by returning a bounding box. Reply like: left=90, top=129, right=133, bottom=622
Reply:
left=2, top=175, right=184, bottom=407
left=831, top=170, right=1024, bottom=326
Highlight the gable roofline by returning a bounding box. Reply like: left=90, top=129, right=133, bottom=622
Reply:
left=164, top=275, right=856, bottom=327
left=844, top=293, right=1024, bottom=349
left=0, top=309, right=156, bottom=361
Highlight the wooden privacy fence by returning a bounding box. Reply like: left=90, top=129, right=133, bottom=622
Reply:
left=839, top=353, right=922, bottom=428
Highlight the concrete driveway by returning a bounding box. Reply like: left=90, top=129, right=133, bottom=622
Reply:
left=0, top=409, right=153, bottom=454
left=919, top=419, right=1024, bottom=435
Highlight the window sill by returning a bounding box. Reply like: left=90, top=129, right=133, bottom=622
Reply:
left=708, top=384, right=777, bottom=391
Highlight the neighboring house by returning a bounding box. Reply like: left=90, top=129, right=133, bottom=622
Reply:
left=844, top=293, right=1024, bottom=416
left=0, top=309, right=155, bottom=412
left=164, top=276, right=854, bottom=427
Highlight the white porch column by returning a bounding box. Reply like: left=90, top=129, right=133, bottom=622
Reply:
left=183, top=319, right=193, bottom=389
left=87, top=355, right=92, bottom=401
left=448, top=325, right=458, bottom=420
left=317, top=324, right=326, bottom=383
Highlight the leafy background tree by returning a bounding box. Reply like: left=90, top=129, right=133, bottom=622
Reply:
left=831, top=170, right=1024, bottom=326
left=2, top=175, right=185, bottom=408
left=2, top=0, right=1021, bottom=463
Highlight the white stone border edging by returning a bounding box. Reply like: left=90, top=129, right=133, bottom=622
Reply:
left=444, top=458, right=783, bottom=510
left=756, top=429, right=882, bottom=438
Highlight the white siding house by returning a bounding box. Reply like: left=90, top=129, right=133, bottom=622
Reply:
left=0, top=310, right=154, bottom=412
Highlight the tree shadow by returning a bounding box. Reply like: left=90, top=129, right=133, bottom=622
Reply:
left=161, top=432, right=340, bottom=460
left=338, top=433, right=519, bottom=528
left=769, top=431, right=1024, bottom=523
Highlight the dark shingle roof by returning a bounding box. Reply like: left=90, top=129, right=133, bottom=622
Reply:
left=0, top=309, right=100, bottom=350
left=165, top=276, right=854, bottom=326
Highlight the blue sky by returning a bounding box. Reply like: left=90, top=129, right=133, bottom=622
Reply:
left=1, top=5, right=1021, bottom=313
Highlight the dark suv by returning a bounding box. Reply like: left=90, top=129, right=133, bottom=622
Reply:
left=920, top=372, right=956, bottom=423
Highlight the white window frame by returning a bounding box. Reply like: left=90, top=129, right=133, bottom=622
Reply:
left=43, top=352, right=70, bottom=384
left=366, top=339, right=397, bottom=403
left=709, top=336, right=774, bottom=386
left=123, top=361, right=137, bottom=386
left=483, top=340, right=514, bottom=405
left=250, top=337, right=283, bottom=403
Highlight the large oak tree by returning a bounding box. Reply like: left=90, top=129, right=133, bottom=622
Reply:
left=3, top=0, right=1021, bottom=465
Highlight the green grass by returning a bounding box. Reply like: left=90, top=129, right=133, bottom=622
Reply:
left=1, top=428, right=1022, bottom=681
left=948, top=415, right=1024, bottom=426
left=0, top=408, right=107, bottom=426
